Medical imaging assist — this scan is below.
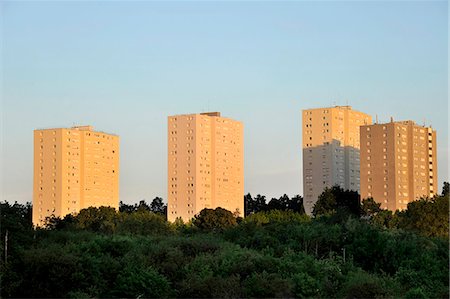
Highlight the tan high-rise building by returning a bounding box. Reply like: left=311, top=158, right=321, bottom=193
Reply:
left=302, top=106, right=372, bottom=214
left=33, top=125, right=119, bottom=227
left=360, top=120, right=437, bottom=211
left=167, top=112, right=244, bottom=222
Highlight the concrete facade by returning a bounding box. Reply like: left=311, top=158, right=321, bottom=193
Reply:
left=360, top=120, right=437, bottom=211
left=302, top=106, right=372, bottom=214
left=33, top=126, right=119, bottom=227
left=167, top=112, right=244, bottom=222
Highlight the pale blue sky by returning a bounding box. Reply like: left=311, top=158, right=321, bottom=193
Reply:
left=1, top=1, right=448, bottom=204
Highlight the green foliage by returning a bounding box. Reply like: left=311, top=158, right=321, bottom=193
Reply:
left=371, top=209, right=396, bottom=229
left=46, top=206, right=172, bottom=236
left=72, top=206, right=119, bottom=233
left=192, top=208, right=237, bottom=231
left=244, top=209, right=310, bottom=226
left=243, top=271, right=294, bottom=297
left=119, top=198, right=167, bottom=216
left=313, top=186, right=361, bottom=218
left=150, top=197, right=167, bottom=216
left=113, top=265, right=171, bottom=298
left=0, top=201, right=33, bottom=254
left=442, top=181, right=449, bottom=196
left=338, top=270, right=389, bottom=299
left=245, top=193, right=305, bottom=216
left=396, top=194, right=449, bottom=238
left=361, top=197, right=382, bottom=217
left=1, top=198, right=448, bottom=298
left=313, top=187, right=337, bottom=216
left=118, top=211, right=171, bottom=235
left=292, top=272, right=320, bottom=298
left=404, top=288, right=427, bottom=299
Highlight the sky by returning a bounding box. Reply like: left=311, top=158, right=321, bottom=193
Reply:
left=1, top=1, right=448, bottom=205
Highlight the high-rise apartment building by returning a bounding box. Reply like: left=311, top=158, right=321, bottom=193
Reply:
left=360, top=120, right=437, bottom=211
left=302, top=106, right=372, bottom=214
left=167, top=112, right=244, bottom=222
left=33, top=125, right=119, bottom=227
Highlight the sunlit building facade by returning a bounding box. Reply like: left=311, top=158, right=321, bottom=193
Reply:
left=360, top=120, right=437, bottom=211
left=32, top=125, right=119, bottom=227
left=167, top=112, right=244, bottom=222
left=302, top=106, right=372, bottom=214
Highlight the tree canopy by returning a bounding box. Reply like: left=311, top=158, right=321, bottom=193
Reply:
left=192, top=207, right=237, bottom=231
left=1, top=182, right=448, bottom=298
left=312, top=186, right=361, bottom=218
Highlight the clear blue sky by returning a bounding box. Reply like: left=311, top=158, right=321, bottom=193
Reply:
left=2, top=1, right=448, bottom=205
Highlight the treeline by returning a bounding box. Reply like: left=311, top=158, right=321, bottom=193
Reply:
left=0, top=183, right=448, bottom=298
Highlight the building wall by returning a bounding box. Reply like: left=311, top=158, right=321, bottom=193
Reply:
left=360, top=121, right=437, bottom=211
left=32, top=126, right=119, bottom=227
left=168, top=112, right=243, bottom=222
left=302, top=106, right=372, bottom=214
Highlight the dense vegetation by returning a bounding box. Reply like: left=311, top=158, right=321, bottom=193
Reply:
left=1, top=184, right=448, bottom=298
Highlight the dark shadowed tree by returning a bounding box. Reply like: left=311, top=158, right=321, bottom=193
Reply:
left=255, top=195, right=267, bottom=212
left=312, top=186, right=361, bottom=218
left=244, top=193, right=254, bottom=216
left=371, top=209, right=396, bottom=229
left=312, top=187, right=337, bottom=217
left=192, top=208, right=237, bottom=231
left=136, top=200, right=151, bottom=212
left=267, top=195, right=286, bottom=211
left=74, top=207, right=118, bottom=233
left=442, top=182, right=449, bottom=197
left=361, top=197, right=381, bottom=217
left=119, top=201, right=135, bottom=213
left=289, top=195, right=305, bottom=214
left=245, top=194, right=269, bottom=215
left=150, top=197, right=167, bottom=216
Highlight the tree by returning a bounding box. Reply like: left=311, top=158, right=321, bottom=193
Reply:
left=267, top=197, right=284, bottom=211
left=396, top=195, right=449, bottom=238
left=45, top=214, right=76, bottom=230
left=312, top=187, right=337, bottom=217
left=442, top=182, right=449, bottom=197
left=113, top=265, right=171, bottom=298
left=150, top=197, right=167, bottom=216
left=371, top=210, right=395, bottom=229
left=289, top=195, right=305, bottom=214
left=136, top=200, right=151, bottom=212
left=254, top=195, right=268, bottom=213
left=244, top=193, right=254, bottom=216
left=361, top=197, right=381, bottom=217
left=245, top=194, right=268, bottom=215
left=118, top=211, right=171, bottom=235
left=192, top=208, right=237, bottom=231
left=119, top=201, right=135, bottom=213
left=267, top=194, right=290, bottom=211
left=74, top=207, right=118, bottom=233
left=0, top=201, right=33, bottom=270
left=312, top=186, right=361, bottom=218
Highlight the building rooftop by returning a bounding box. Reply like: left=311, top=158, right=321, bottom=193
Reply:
left=200, top=112, right=221, bottom=117
left=35, top=125, right=118, bottom=136
left=71, top=125, right=94, bottom=131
